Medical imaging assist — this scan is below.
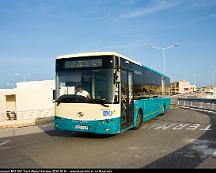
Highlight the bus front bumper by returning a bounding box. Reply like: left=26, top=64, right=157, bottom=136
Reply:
left=55, top=116, right=121, bottom=134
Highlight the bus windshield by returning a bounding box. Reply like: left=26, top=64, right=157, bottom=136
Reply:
left=56, top=69, right=117, bottom=104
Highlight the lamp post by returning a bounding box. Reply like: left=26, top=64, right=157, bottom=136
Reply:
left=209, top=71, right=216, bottom=88
left=14, top=72, right=36, bottom=82
left=151, top=44, right=180, bottom=75
left=212, top=70, right=216, bottom=87
left=209, top=74, right=211, bottom=87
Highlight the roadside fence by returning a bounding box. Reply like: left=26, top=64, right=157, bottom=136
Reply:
left=171, top=97, right=216, bottom=112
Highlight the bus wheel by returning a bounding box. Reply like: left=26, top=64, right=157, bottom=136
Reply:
left=132, top=110, right=143, bottom=130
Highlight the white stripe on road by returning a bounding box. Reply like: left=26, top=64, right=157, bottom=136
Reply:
left=0, top=140, right=10, bottom=149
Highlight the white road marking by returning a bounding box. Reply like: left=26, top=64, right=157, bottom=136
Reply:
left=189, top=108, right=216, bottom=114
left=0, top=140, right=10, bottom=147
left=200, top=124, right=213, bottom=131
left=186, top=124, right=201, bottom=130
left=146, top=123, right=161, bottom=129
left=0, top=140, right=11, bottom=149
left=154, top=123, right=176, bottom=130
left=173, top=123, right=189, bottom=130
left=142, top=122, right=214, bottom=131
left=0, top=146, right=11, bottom=150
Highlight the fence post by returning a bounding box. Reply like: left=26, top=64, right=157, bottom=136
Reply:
left=200, top=102, right=203, bottom=109
left=191, top=101, right=193, bottom=107
left=184, top=101, right=186, bottom=107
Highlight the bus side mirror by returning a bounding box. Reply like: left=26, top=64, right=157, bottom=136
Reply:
left=53, top=90, right=56, bottom=101
left=114, top=71, right=121, bottom=83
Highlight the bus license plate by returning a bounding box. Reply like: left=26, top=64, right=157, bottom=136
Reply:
left=75, top=125, right=88, bottom=130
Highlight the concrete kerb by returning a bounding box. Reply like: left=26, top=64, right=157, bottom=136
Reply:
left=0, top=116, right=54, bottom=129
left=0, top=117, right=55, bottom=139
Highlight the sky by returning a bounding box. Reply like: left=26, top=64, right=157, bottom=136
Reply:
left=0, top=0, right=216, bottom=88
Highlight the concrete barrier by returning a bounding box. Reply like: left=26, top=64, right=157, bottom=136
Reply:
left=0, top=116, right=54, bottom=129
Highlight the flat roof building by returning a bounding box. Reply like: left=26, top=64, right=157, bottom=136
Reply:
left=0, top=80, right=55, bottom=121
left=171, top=80, right=197, bottom=95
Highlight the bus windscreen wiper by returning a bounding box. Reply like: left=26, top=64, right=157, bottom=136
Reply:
left=55, top=95, right=88, bottom=105
left=55, top=95, right=109, bottom=107
left=90, top=99, right=109, bottom=107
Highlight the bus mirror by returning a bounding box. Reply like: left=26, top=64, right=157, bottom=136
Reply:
left=53, top=90, right=56, bottom=101
left=115, top=71, right=121, bottom=83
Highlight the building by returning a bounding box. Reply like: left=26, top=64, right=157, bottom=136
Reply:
left=189, top=85, right=197, bottom=93
left=171, top=80, right=197, bottom=95
left=171, top=81, right=179, bottom=95
left=0, top=80, right=55, bottom=121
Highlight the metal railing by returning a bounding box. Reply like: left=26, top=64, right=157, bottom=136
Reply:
left=171, top=98, right=216, bottom=112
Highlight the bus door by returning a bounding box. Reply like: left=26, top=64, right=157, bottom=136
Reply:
left=121, top=70, right=134, bottom=129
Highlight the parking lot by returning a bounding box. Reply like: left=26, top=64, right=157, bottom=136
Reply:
left=0, top=107, right=216, bottom=168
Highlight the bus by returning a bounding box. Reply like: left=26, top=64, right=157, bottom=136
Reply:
left=54, top=52, right=170, bottom=134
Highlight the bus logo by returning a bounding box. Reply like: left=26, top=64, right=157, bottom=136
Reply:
left=103, top=110, right=113, bottom=116
left=77, top=112, right=84, bottom=117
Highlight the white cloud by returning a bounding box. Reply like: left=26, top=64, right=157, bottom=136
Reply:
left=123, top=0, right=180, bottom=18
left=190, top=13, right=216, bottom=23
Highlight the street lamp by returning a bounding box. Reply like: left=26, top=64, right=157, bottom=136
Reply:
left=151, top=44, right=180, bottom=74
left=14, top=72, right=36, bottom=82
left=209, top=74, right=211, bottom=87
left=212, top=70, right=216, bottom=87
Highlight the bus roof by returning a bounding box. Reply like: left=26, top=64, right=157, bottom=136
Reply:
left=56, top=51, right=169, bottom=78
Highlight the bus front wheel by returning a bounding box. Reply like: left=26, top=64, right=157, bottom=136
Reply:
left=132, top=110, right=143, bottom=130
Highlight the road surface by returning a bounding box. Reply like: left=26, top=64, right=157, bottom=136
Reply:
left=0, top=108, right=216, bottom=168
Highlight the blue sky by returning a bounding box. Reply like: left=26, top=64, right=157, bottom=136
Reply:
left=0, top=0, right=216, bottom=88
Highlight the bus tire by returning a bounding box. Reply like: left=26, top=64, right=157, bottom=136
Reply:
left=132, top=110, right=143, bottom=130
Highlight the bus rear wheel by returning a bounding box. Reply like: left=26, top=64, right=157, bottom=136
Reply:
left=132, top=110, right=143, bottom=130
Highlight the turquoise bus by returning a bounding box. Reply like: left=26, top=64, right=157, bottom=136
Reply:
left=54, top=52, right=170, bottom=134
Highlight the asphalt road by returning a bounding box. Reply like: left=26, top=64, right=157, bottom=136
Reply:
left=0, top=108, right=216, bottom=169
